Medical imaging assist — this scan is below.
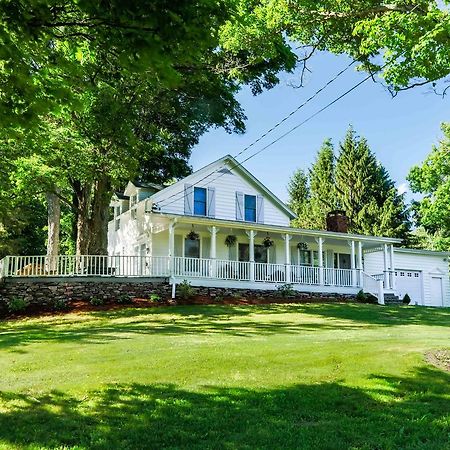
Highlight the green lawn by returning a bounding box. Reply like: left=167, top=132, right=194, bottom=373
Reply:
left=0, top=303, right=449, bottom=450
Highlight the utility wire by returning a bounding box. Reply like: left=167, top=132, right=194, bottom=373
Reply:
left=155, top=60, right=356, bottom=209
left=156, top=3, right=423, bottom=209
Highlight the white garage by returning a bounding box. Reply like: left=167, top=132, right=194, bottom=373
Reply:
left=364, top=248, right=450, bottom=307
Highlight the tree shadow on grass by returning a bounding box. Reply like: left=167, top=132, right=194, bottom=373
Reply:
left=96, top=302, right=450, bottom=328
left=293, top=302, right=450, bottom=328
left=0, top=366, right=448, bottom=449
left=0, top=303, right=449, bottom=352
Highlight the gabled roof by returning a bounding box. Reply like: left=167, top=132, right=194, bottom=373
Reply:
left=132, top=180, right=164, bottom=190
left=153, top=154, right=296, bottom=219
left=113, top=192, right=130, bottom=201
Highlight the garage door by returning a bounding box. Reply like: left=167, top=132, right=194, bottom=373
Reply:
left=395, top=270, right=422, bottom=304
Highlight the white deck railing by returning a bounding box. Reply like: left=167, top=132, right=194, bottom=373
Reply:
left=0, top=255, right=366, bottom=289
left=362, top=272, right=384, bottom=304
left=291, top=265, right=320, bottom=285
left=255, top=262, right=286, bottom=283
left=0, top=255, right=171, bottom=278
left=324, top=267, right=354, bottom=287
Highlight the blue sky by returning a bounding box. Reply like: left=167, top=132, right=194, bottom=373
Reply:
left=190, top=52, right=448, bottom=203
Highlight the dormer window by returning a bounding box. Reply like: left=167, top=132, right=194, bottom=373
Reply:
left=194, top=187, right=207, bottom=216
left=244, top=195, right=257, bottom=222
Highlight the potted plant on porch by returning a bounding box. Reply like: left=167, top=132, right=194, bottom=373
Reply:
left=262, top=235, right=274, bottom=248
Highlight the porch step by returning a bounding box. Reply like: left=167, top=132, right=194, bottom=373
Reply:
left=384, top=293, right=402, bottom=305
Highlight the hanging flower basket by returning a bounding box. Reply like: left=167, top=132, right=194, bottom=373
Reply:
left=225, top=235, right=237, bottom=247
left=262, top=236, right=274, bottom=248
left=297, top=242, right=308, bottom=250
left=187, top=230, right=200, bottom=241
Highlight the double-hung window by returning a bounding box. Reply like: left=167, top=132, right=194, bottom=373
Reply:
left=194, top=187, right=207, bottom=216
left=244, top=194, right=257, bottom=222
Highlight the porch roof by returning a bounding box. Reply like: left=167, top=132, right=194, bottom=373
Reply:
left=150, top=212, right=402, bottom=245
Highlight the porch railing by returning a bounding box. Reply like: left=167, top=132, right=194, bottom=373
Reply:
left=362, top=272, right=384, bottom=304
left=0, top=255, right=365, bottom=289
left=0, top=255, right=171, bottom=278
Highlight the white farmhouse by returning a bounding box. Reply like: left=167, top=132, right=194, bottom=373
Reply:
left=108, top=155, right=449, bottom=307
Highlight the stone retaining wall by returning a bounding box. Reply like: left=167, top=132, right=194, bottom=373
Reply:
left=0, top=277, right=356, bottom=312
left=0, top=277, right=171, bottom=312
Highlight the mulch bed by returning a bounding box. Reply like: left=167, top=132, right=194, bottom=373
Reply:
left=425, top=350, right=450, bottom=372
left=0, top=295, right=354, bottom=320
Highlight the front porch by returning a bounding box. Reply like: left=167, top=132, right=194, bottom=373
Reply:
left=1, top=215, right=400, bottom=303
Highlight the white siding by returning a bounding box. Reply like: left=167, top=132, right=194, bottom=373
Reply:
left=364, top=250, right=450, bottom=307
left=151, top=162, right=291, bottom=226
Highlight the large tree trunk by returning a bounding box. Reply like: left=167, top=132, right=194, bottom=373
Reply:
left=72, top=177, right=112, bottom=256
left=73, top=181, right=91, bottom=256
left=88, top=176, right=112, bottom=255
left=46, top=189, right=60, bottom=272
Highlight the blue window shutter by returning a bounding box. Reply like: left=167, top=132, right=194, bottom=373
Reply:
left=236, top=192, right=244, bottom=221
left=184, top=184, right=193, bottom=215
left=256, top=195, right=264, bottom=223
left=207, top=187, right=216, bottom=217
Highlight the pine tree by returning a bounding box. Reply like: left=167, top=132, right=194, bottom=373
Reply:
left=288, top=127, right=410, bottom=239
left=287, top=169, right=311, bottom=228
left=335, top=126, right=410, bottom=239
left=308, top=139, right=337, bottom=229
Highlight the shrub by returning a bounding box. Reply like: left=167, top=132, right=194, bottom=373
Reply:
left=178, top=280, right=194, bottom=300
left=116, top=295, right=132, bottom=304
left=276, top=283, right=295, bottom=298
left=149, top=293, right=162, bottom=303
left=355, top=290, right=367, bottom=303
left=402, top=293, right=411, bottom=305
left=214, top=294, right=224, bottom=302
left=366, top=293, right=378, bottom=304
left=7, top=297, right=29, bottom=313
left=53, top=298, right=69, bottom=311
left=356, top=290, right=378, bottom=304
left=90, top=297, right=104, bottom=306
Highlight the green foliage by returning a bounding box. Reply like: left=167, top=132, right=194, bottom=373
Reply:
left=308, top=139, right=337, bottom=229
left=52, top=298, right=70, bottom=311
left=355, top=290, right=367, bottom=303
left=288, top=169, right=310, bottom=227
left=408, top=123, right=450, bottom=250
left=288, top=127, right=410, bottom=239
left=90, top=297, right=104, bottom=306
left=276, top=283, right=295, bottom=298
left=225, top=1, right=450, bottom=93
left=402, top=293, right=412, bottom=305
left=116, top=295, right=133, bottom=305
left=6, top=297, right=29, bottom=313
left=149, top=294, right=162, bottom=303
left=0, top=0, right=297, bottom=255
left=178, top=280, right=195, bottom=300
left=356, top=290, right=377, bottom=304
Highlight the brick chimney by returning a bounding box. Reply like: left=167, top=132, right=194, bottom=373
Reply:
left=326, top=210, right=349, bottom=233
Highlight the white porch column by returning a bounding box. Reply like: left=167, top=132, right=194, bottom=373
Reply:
left=350, top=240, right=357, bottom=287
left=318, top=237, right=324, bottom=285
left=168, top=220, right=175, bottom=276
left=383, top=243, right=390, bottom=289
left=390, top=244, right=396, bottom=291
left=246, top=230, right=257, bottom=281
left=208, top=226, right=218, bottom=278
left=283, top=233, right=292, bottom=283
left=357, top=241, right=363, bottom=287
